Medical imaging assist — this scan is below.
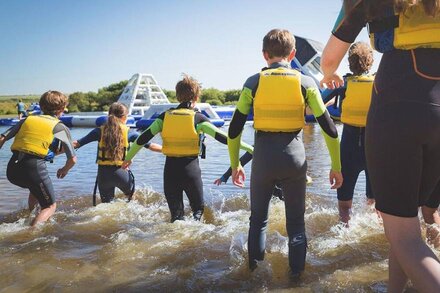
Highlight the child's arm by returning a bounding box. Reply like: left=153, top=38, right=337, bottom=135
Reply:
left=228, top=85, right=253, bottom=187
left=214, top=151, right=253, bottom=185
left=128, top=131, right=162, bottom=153
left=306, top=86, right=342, bottom=189
left=148, top=143, right=162, bottom=153
left=53, top=124, right=77, bottom=178
left=74, top=128, right=100, bottom=149
left=197, top=121, right=253, bottom=153
left=122, top=118, right=163, bottom=168
left=0, top=120, right=26, bottom=148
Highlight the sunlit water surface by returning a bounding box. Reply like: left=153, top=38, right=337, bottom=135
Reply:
left=0, top=123, right=437, bottom=292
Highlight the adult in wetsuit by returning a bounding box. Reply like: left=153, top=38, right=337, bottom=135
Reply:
left=0, top=91, right=76, bottom=226
left=228, top=29, right=342, bottom=277
left=123, top=75, right=252, bottom=222
left=321, top=0, right=440, bottom=290
left=74, top=102, right=162, bottom=203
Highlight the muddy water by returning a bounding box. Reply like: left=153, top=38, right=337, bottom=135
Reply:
left=0, top=124, right=437, bottom=292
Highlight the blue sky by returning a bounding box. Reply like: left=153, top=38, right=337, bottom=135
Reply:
left=0, top=0, right=377, bottom=95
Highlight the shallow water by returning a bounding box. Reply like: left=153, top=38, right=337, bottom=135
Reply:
left=0, top=124, right=437, bottom=292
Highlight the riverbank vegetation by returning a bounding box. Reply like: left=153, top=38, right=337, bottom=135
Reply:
left=0, top=95, right=40, bottom=115
left=67, top=80, right=241, bottom=112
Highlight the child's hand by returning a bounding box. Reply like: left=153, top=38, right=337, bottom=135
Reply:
left=213, top=175, right=228, bottom=186
left=0, top=135, right=5, bottom=149
left=57, top=167, right=69, bottom=179
left=329, top=170, right=343, bottom=189
left=320, top=73, right=344, bottom=89
left=72, top=141, right=80, bottom=149
left=121, top=160, right=132, bottom=170
left=232, top=166, right=246, bottom=188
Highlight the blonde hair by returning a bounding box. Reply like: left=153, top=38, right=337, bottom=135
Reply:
left=262, top=29, right=295, bottom=58
left=175, top=74, right=201, bottom=103
left=102, top=102, right=128, bottom=162
left=39, top=91, right=68, bottom=115
left=348, top=42, right=374, bottom=75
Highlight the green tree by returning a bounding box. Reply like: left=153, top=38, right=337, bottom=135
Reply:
left=163, top=89, right=177, bottom=103
left=201, top=88, right=225, bottom=104
left=224, top=89, right=241, bottom=103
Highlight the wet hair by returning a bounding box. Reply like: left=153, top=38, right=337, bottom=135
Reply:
left=348, top=42, right=374, bottom=75
left=39, top=91, right=68, bottom=116
left=262, top=29, right=295, bottom=59
left=344, top=0, right=440, bottom=20
left=175, top=74, right=201, bottom=103
left=101, top=102, right=128, bottom=162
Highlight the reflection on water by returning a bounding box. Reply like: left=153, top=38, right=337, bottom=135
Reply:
left=0, top=124, right=437, bottom=291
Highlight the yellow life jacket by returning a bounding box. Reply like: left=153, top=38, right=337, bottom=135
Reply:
left=11, top=115, right=59, bottom=158
left=369, top=4, right=440, bottom=52
left=97, top=124, right=129, bottom=166
left=253, top=67, right=305, bottom=132
left=341, top=75, right=375, bottom=127
left=161, top=108, right=200, bottom=157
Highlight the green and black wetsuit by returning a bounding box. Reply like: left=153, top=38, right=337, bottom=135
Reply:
left=126, top=102, right=252, bottom=222
left=228, top=62, right=341, bottom=274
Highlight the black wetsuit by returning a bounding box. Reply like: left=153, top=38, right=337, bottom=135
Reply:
left=76, top=128, right=150, bottom=203
left=129, top=102, right=231, bottom=222
left=333, top=2, right=440, bottom=217
left=2, top=119, right=75, bottom=208
left=332, top=78, right=374, bottom=202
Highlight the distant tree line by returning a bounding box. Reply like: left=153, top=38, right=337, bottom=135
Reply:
left=68, top=80, right=241, bottom=112
left=0, top=81, right=242, bottom=116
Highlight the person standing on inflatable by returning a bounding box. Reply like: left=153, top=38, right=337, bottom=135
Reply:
left=122, top=75, right=253, bottom=222
left=0, top=91, right=76, bottom=226
left=228, top=29, right=342, bottom=277
left=321, top=0, right=440, bottom=290
left=335, top=42, right=375, bottom=224
left=73, top=102, right=162, bottom=204
left=16, top=99, right=26, bottom=119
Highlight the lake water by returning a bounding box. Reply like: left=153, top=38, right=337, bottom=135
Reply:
left=0, top=123, right=436, bottom=292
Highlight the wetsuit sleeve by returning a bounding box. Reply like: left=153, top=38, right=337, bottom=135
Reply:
left=228, top=86, right=253, bottom=169
left=128, top=131, right=151, bottom=149
left=197, top=122, right=253, bottom=153
left=53, top=123, right=76, bottom=160
left=1, top=119, right=25, bottom=140
left=125, top=117, right=163, bottom=161
left=305, top=87, right=341, bottom=172
left=332, top=0, right=366, bottom=43
left=220, top=151, right=253, bottom=182
left=76, top=128, right=100, bottom=148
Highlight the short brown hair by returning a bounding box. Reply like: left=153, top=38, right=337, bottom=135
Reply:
left=175, top=75, right=201, bottom=103
left=263, top=29, right=295, bottom=58
left=348, top=42, right=374, bottom=76
left=39, top=90, right=68, bottom=115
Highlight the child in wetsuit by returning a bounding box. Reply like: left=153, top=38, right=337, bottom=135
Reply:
left=73, top=102, right=162, bottom=204
left=122, top=75, right=253, bottom=222
left=334, top=42, right=375, bottom=224
left=228, top=29, right=342, bottom=277
left=0, top=91, right=77, bottom=226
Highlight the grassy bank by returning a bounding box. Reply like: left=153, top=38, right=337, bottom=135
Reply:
left=0, top=95, right=40, bottom=115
